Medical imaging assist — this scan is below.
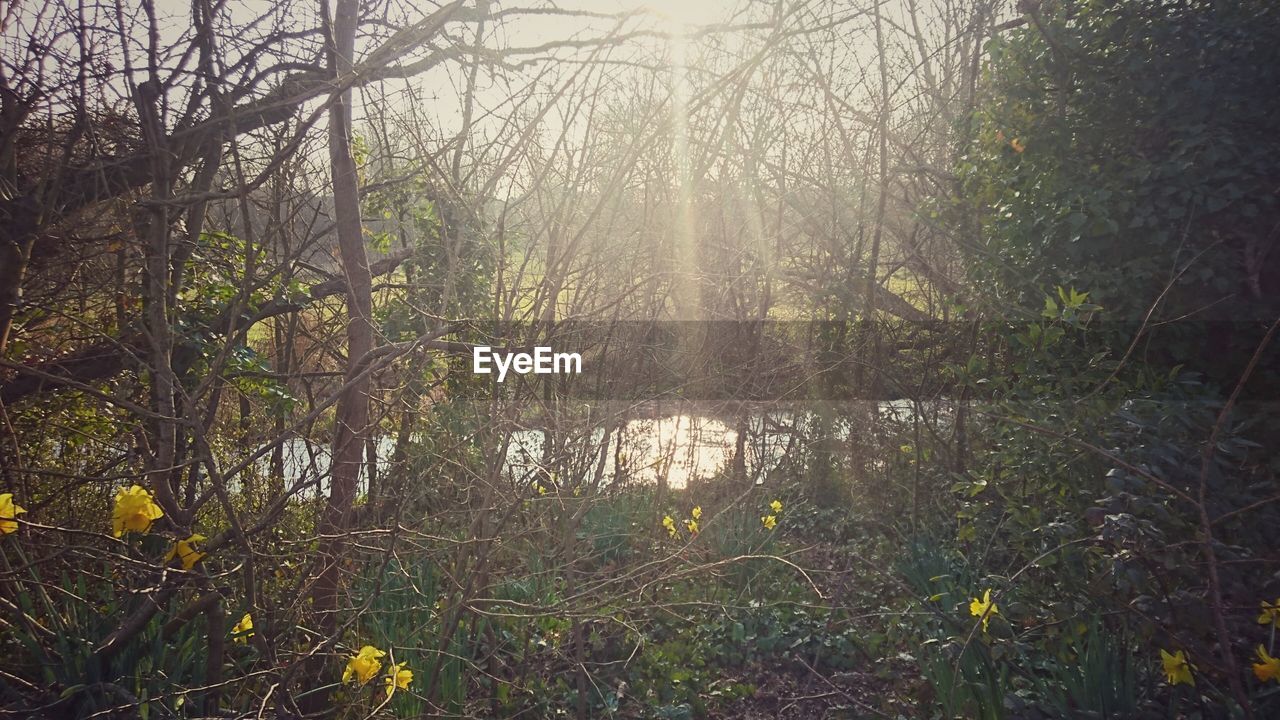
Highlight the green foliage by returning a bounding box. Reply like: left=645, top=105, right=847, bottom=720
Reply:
left=6, top=2, right=1279, bottom=719
left=931, top=3, right=1280, bottom=698
left=363, top=157, right=496, bottom=327
left=901, top=542, right=1151, bottom=718
left=963, top=0, right=1280, bottom=323
left=940, top=6, right=1280, bottom=693
left=0, top=545, right=220, bottom=718
left=578, top=490, right=649, bottom=568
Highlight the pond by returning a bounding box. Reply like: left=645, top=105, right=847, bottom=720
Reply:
left=258, top=402, right=923, bottom=495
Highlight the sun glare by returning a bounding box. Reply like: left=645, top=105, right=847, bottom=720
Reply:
left=636, top=0, right=727, bottom=29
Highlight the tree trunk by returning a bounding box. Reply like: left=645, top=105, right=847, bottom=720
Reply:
left=0, top=237, right=33, bottom=358
left=311, top=0, right=372, bottom=677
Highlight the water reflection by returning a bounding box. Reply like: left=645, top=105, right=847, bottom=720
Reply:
left=256, top=402, right=921, bottom=495
left=504, top=414, right=794, bottom=490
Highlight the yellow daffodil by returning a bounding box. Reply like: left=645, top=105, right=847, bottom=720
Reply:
left=232, top=613, right=254, bottom=644
left=0, top=493, right=26, bottom=535
left=968, top=589, right=999, bottom=632
left=1258, top=598, right=1280, bottom=627
left=684, top=519, right=699, bottom=535
left=165, top=533, right=207, bottom=570
left=112, top=485, right=164, bottom=537
left=662, top=515, right=677, bottom=538
left=343, top=645, right=386, bottom=685
left=534, top=482, right=547, bottom=495
left=384, top=662, right=413, bottom=697
left=761, top=514, right=777, bottom=530
left=1254, top=645, right=1280, bottom=683
left=691, top=506, right=702, bottom=520
left=769, top=499, right=783, bottom=513
left=1160, top=649, right=1195, bottom=687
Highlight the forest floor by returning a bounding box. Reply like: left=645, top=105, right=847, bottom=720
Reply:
left=726, top=543, right=921, bottom=719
